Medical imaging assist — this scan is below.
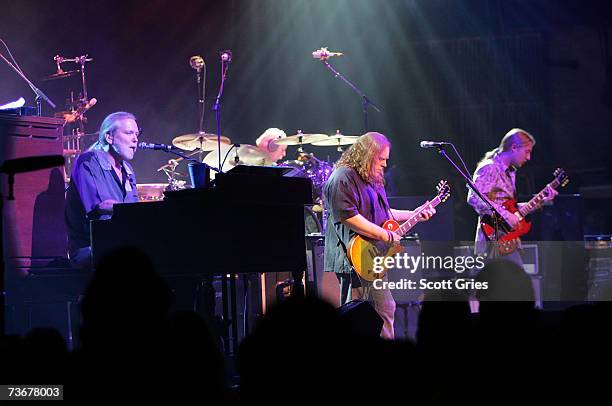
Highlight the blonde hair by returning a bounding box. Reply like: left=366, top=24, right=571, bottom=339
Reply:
left=336, top=132, right=390, bottom=187
left=256, top=128, right=286, bottom=151
left=480, top=128, right=536, bottom=163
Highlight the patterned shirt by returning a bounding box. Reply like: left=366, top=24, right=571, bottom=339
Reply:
left=65, top=150, right=139, bottom=254
left=467, top=154, right=518, bottom=254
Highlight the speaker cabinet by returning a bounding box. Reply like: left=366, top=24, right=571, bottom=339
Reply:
left=337, top=299, right=383, bottom=338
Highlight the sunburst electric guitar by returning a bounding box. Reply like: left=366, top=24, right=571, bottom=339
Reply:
left=347, top=180, right=451, bottom=282
left=481, top=168, right=569, bottom=254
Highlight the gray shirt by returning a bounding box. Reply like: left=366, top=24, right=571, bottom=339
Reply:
left=323, top=166, right=391, bottom=274
left=65, top=149, right=138, bottom=254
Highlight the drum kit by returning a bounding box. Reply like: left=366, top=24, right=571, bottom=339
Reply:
left=150, top=128, right=359, bottom=211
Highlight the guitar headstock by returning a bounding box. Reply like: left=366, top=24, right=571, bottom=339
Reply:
left=436, top=180, right=451, bottom=202
left=553, top=168, right=569, bottom=188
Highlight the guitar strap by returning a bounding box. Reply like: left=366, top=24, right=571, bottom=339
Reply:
left=331, top=221, right=356, bottom=272
left=376, top=187, right=396, bottom=222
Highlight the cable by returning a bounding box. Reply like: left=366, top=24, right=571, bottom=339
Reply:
left=221, top=143, right=239, bottom=172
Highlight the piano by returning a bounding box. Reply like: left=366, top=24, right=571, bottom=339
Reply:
left=91, top=166, right=312, bottom=354
left=91, top=168, right=313, bottom=353
left=91, top=169, right=312, bottom=275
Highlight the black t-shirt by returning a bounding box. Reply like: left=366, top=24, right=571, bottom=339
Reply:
left=323, top=166, right=391, bottom=274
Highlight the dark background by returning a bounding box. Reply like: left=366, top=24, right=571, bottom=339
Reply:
left=2, top=0, right=611, bottom=239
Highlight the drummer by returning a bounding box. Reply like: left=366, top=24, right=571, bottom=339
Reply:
left=255, top=127, right=287, bottom=165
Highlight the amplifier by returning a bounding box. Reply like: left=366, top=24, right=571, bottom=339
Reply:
left=452, top=244, right=539, bottom=275
left=452, top=244, right=542, bottom=308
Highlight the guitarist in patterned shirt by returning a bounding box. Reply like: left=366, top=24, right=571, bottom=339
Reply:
left=467, top=128, right=558, bottom=267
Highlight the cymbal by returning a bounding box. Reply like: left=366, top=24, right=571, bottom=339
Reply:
left=203, top=144, right=268, bottom=171
left=172, top=133, right=231, bottom=151
left=42, top=70, right=80, bottom=81
left=311, top=134, right=359, bottom=146
left=275, top=132, right=329, bottom=146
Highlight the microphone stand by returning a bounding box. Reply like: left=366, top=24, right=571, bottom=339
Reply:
left=319, top=59, right=381, bottom=133
left=196, top=64, right=206, bottom=164
left=431, top=144, right=509, bottom=246
left=197, top=65, right=206, bottom=135
left=212, top=53, right=231, bottom=173
left=0, top=51, right=56, bottom=115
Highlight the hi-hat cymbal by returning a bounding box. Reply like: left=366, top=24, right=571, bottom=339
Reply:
left=275, top=132, right=329, bottom=146
left=42, top=70, right=80, bottom=81
left=172, top=133, right=231, bottom=151
left=157, top=150, right=200, bottom=171
left=311, top=134, right=359, bottom=146
left=203, top=143, right=268, bottom=172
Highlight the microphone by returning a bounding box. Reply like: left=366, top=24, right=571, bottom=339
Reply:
left=312, top=47, right=344, bottom=60
left=189, top=55, right=205, bottom=71
left=420, top=141, right=450, bottom=148
left=138, top=142, right=173, bottom=151
left=189, top=56, right=206, bottom=106
left=220, top=50, right=232, bottom=63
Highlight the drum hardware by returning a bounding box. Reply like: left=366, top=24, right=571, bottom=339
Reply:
left=56, top=97, right=97, bottom=124
left=51, top=55, right=93, bottom=101
left=275, top=130, right=329, bottom=152
left=45, top=54, right=96, bottom=179
left=156, top=150, right=200, bottom=190
left=42, top=70, right=80, bottom=81
left=156, top=149, right=199, bottom=172
left=203, top=143, right=268, bottom=176
left=311, top=130, right=358, bottom=151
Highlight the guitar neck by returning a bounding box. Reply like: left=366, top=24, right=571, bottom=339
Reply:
left=518, top=177, right=561, bottom=217
left=396, top=195, right=442, bottom=236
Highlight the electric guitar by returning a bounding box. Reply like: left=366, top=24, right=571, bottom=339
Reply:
left=482, top=168, right=569, bottom=254
left=347, top=180, right=451, bottom=282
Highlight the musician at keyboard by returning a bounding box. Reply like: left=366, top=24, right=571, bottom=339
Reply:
left=65, top=112, right=140, bottom=269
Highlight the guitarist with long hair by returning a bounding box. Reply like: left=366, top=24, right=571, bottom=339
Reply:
left=323, top=132, right=436, bottom=340
left=467, top=128, right=559, bottom=266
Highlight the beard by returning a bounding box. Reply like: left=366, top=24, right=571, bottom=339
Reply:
left=370, top=168, right=385, bottom=187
